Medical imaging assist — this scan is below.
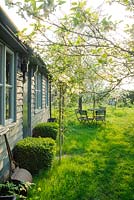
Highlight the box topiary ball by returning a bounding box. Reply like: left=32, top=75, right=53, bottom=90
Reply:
left=32, top=122, right=58, bottom=140
left=13, top=137, right=56, bottom=175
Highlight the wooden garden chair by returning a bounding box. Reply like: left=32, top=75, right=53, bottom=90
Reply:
left=94, top=108, right=106, bottom=123
left=75, top=109, right=94, bottom=124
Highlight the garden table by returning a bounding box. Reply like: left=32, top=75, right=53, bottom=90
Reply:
left=88, top=108, right=106, bottom=122
left=88, top=108, right=100, bottom=119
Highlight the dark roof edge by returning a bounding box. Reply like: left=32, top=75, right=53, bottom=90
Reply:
left=0, top=21, right=28, bottom=53
left=0, top=6, right=28, bottom=54
left=0, top=6, right=50, bottom=77
left=0, top=6, right=19, bottom=34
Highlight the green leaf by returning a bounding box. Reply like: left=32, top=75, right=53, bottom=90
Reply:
left=102, top=53, right=108, bottom=59
left=31, top=0, right=36, bottom=11
left=71, top=2, right=77, bottom=6
left=57, top=0, right=66, bottom=5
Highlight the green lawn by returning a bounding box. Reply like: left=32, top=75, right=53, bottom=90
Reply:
left=27, top=107, right=134, bottom=200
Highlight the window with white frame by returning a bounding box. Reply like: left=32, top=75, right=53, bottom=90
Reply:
left=35, top=72, right=42, bottom=110
left=0, top=44, right=15, bottom=125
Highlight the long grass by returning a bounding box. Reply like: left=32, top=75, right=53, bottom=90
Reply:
left=27, top=106, right=134, bottom=200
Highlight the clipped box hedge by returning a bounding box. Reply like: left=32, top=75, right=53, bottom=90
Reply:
left=32, top=122, right=58, bottom=140
left=13, top=137, right=56, bottom=175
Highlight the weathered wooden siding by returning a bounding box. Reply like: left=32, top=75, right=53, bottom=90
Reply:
left=0, top=69, right=24, bottom=181
left=0, top=63, right=50, bottom=181
left=31, top=75, right=50, bottom=130
left=0, top=5, right=50, bottom=183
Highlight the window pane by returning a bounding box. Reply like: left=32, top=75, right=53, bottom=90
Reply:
left=0, top=45, right=2, bottom=84
left=6, top=87, right=12, bottom=119
left=0, top=45, right=3, bottom=124
left=0, top=87, right=2, bottom=123
left=0, top=47, right=14, bottom=124
left=6, top=51, right=13, bottom=85
left=35, top=73, right=42, bottom=109
left=6, top=49, right=14, bottom=121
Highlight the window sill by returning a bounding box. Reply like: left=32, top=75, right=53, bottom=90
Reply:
left=6, top=121, right=17, bottom=129
left=0, top=126, right=9, bottom=136
left=0, top=121, right=17, bottom=136
left=5, top=119, right=14, bottom=125
left=35, top=108, right=43, bottom=114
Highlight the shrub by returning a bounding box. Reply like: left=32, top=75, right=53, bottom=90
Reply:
left=0, top=181, right=18, bottom=196
left=0, top=181, right=31, bottom=198
left=13, top=137, right=56, bottom=175
left=32, top=122, right=58, bottom=140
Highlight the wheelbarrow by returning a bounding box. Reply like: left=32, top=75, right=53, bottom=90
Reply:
left=4, top=134, right=32, bottom=184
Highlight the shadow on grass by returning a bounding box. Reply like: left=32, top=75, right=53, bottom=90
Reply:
left=27, top=108, right=134, bottom=200
left=62, top=121, right=106, bottom=156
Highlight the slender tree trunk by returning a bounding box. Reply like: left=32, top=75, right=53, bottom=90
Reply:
left=49, top=80, right=52, bottom=118
left=93, top=93, right=96, bottom=109
left=58, top=82, right=62, bottom=164
left=78, top=95, right=82, bottom=110
left=92, top=91, right=96, bottom=118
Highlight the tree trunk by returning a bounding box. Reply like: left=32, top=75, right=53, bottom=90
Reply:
left=78, top=95, right=82, bottom=110
left=49, top=80, right=52, bottom=118
left=58, top=82, right=63, bottom=164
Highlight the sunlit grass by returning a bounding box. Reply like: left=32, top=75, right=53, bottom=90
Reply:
left=27, top=106, right=134, bottom=200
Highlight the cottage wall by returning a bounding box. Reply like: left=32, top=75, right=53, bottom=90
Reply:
left=0, top=67, right=50, bottom=181
left=31, top=75, right=50, bottom=130
left=0, top=69, right=24, bottom=181
left=0, top=5, right=50, bottom=182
